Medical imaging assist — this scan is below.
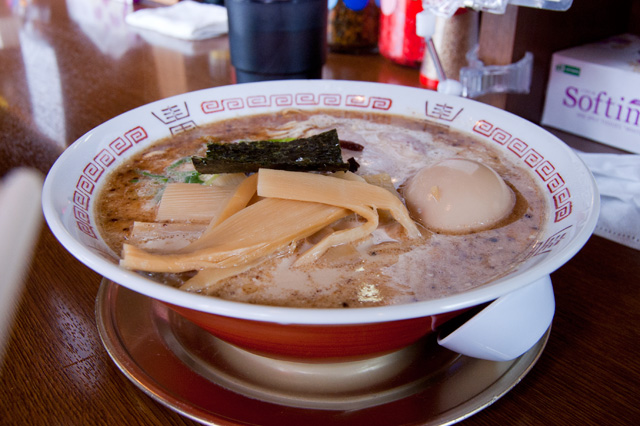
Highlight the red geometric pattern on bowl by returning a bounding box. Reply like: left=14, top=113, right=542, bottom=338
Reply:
left=425, top=101, right=464, bottom=122
left=345, top=94, right=393, bottom=110
left=151, top=103, right=197, bottom=135
left=524, top=225, right=572, bottom=260
left=201, top=93, right=393, bottom=114
left=472, top=120, right=572, bottom=223
left=73, top=126, right=148, bottom=239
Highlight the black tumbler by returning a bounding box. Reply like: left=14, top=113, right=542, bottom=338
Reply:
left=226, top=0, right=328, bottom=83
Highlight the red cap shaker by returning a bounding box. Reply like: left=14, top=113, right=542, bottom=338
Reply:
left=379, top=0, right=426, bottom=68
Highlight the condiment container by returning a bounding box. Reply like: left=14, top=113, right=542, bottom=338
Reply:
left=379, top=0, right=425, bottom=67
left=328, top=0, right=380, bottom=54
left=419, top=8, right=478, bottom=90
left=227, top=0, right=328, bottom=82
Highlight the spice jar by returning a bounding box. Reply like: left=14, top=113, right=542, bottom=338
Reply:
left=379, top=0, right=425, bottom=67
left=328, top=0, right=380, bottom=54
left=419, top=8, right=479, bottom=90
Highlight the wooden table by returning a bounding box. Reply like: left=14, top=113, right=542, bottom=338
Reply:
left=1, top=1, right=638, bottom=425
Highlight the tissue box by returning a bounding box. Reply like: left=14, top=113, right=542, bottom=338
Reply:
left=541, top=34, right=640, bottom=154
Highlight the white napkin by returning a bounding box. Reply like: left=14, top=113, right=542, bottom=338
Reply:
left=576, top=151, right=640, bottom=250
left=125, top=1, right=228, bottom=41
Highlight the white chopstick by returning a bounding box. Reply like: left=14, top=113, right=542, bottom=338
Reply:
left=0, top=168, right=43, bottom=365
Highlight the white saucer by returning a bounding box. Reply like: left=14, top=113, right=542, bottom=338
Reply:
left=96, top=279, right=549, bottom=425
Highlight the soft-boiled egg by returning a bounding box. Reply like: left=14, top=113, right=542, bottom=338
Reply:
left=403, top=158, right=515, bottom=233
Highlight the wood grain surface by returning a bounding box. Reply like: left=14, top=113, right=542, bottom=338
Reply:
left=1, top=1, right=638, bottom=425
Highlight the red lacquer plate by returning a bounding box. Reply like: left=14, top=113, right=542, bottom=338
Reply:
left=97, top=279, right=550, bottom=425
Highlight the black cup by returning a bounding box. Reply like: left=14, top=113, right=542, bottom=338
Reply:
left=226, top=0, right=328, bottom=83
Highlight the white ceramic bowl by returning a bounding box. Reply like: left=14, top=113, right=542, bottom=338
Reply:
left=42, top=80, right=599, bottom=360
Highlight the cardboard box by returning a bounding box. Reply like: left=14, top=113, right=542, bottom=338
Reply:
left=541, top=34, right=640, bottom=154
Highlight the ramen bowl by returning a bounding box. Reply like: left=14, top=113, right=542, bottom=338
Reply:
left=42, top=80, right=599, bottom=363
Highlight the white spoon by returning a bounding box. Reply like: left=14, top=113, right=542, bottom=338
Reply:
left=438, top=275, right=555, bottom=361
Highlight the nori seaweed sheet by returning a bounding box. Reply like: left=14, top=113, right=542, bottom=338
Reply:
left=192, top=129, right=359, bottom=174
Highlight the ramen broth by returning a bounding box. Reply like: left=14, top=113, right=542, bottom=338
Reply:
left=95, top=110, right=546, bottom=308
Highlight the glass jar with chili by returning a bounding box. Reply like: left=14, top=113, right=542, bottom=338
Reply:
left=328, top=0, right=380, bottom=54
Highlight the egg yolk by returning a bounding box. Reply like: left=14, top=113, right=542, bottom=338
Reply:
left=403, top=158, right=515, bottom=233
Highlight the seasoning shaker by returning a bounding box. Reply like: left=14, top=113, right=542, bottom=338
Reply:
left=328, top=0, right=380, bottom=54
left=379, top=0, right=426, bottom=68
left=419, top=8, right=478, bottom=90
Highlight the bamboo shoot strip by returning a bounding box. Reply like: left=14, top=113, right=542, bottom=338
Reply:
left=193, top=173, right=259, bottom=244
left=155, top=183, right=235, bottom=223
left=296, top=204, right=378, bottom=265
left=120, top=198, right=349, bottom=273
left=180, top=257, right=266, bottom=293
left=257, top=169, right=421, bottom=238
left=129, top=222, right=206, bottom=253
left=191, top=129, right=359, bottom=174
left=257, top=169, right=420, bottom=264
